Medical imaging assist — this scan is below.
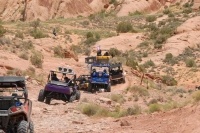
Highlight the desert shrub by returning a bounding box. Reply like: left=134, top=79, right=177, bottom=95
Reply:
left=19, top=52, right=29, bottom=60
left=84, top=32, right=100, bottom=46
left=168, top=13, right=174, bottom=17
left=111, top=94, right=125, bottom=104
left=15, top=31, right=24, bottom=39
left=85, top=37, right=97, bottom=45
left=19, top=40, right=34, bottom=50
left=70, top=44, right=82, bottom=54
left=162, top=75, right=177, bottom=86
left=165, top=53, right=173, bottom=60
left=0, top=25, right=6, bottom=37
left=86, top=32, right=93, bottom=39
left=183, top=8, right=192, bottom=14
left=163, top=53, right=178, bottom=65
left=154, top=43, right=163, bottom=49
left=138, top=41, right=149, bottom=48
left=163, top=9, right=171, bottom=14
left=185, top=58, right=196, bottom=67
left=162, top=101, right=178, bottom=111
left=148, top=103, right=161, bottom=113
left=126, top=58, right=138, bottom=69
left=183, top=2, right=190, bottom=8
left=116, top=21, right=133, bottom=33
left=81, top=20, right=90, bottom=26
left=0, top=36, right=12, bottom=45
left=126, top=105, right=141, bottom=115
left=108, top=48, right=121, bottom=57
left=142, top=52, right=148, bottom=57
left=192, top=91, right=200, bottom=102
left=53, top=45, right=64, bottom=58
left=30, top=50, right=43, bottom=68
left=127, top=85, right=149, bottom=96
left=148, top=99, right=158, bottom=105
left=143, top=60, right=155, bottom=68
left=129, top=10, right=142, bottom=16
left=78, top=103, right=108, bottom=117
left=145, top=15, right=156, bottom=22
left=30, top=29, right=47, bottom=39
left=158, top=21, right=166, bottom=27
left=30, top=19, right=40, bottom=30
left=146, top=23, right=158, bottom=32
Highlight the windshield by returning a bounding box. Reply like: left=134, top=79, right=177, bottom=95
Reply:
left=91, top=66, right=109, bottom=73
left=0, top=87, right=24, bottom=97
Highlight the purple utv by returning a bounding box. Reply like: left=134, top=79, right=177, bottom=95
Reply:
left=38, top=69, right=80, bottom=104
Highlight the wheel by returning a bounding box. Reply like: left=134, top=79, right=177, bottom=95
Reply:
left=45, top=97, right=51, bottom=104
left=38, top=89, right=45, bottom=102
left=29, top=120, right=34, bottom=133
left=69, top=94, right=76, bottom=102
left=87, top=83, right=92, bottom=92
left=17, top=120, right=29, bottom=133
left=75, top=90, right=81, bottom=100
left=106, top=84, right=111, bottom=92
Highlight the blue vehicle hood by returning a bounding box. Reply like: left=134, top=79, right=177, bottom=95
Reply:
left=91, top=77, right=109, bottom=84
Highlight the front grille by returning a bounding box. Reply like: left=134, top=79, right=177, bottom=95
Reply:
left=0, top=100, right=13, bottom=110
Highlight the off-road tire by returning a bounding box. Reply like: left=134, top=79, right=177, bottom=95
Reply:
left=107, top=84, right=111, bottom=92
left=17, top=120, right=29, bottom=133
left=29, top=120, right=34, bottom=133
left=45, top=97, right=51, bottom=104
left=76, top=90, right=81, bottom=100
left=38, top=89, right=45, bottom=102
left=69, top=94, right=76, bottom=102
left=87, top=83, right=92, bottom=92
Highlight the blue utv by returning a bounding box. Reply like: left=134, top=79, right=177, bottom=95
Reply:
left=88, top=63, right=111, bottom=92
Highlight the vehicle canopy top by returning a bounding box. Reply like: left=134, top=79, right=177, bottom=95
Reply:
left=91, top=63, right=110, bottom=68
left=0, top=76, right=25, bottom=88
left=50, top=69, right=75, bottom=75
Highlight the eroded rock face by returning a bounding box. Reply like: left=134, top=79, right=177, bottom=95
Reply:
left=0, top=0, right=109, bottom=21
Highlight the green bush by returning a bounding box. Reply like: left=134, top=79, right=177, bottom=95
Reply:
left=19, top=40, right=34, bottom=50
left=143, top=60, right=155, bottom=68
left=145, top=15, right=156, bottom=22
left=163, top=9, right=171, bottom=14
left=183, top=8, right=192, bottom=14
left=116, top=21, right=133, bottom=33
left=127, top=85, right=149, bottom=96
left=148, top=103, right=161, bottom=113
left=53, top=45, right=64, bottom=58
left=30, top=51, right=43, bottom=68
left=30, top=19, right=40, bottom=30
left=185, top=58, right=196, bottom=67
left=30, top=29, right=47, bottom=39
left=0, top=25, right=6, bottom=37
left=108, top=48, right=121, bottom=57
left=126, top=58, right=138, bottom=69
left=86, top=32, right=93, bottom=39
left=126, top=105, right=141, bottom=115
left=129, top=10, right=142, bottom=16
left=19, top=52, right=29, bottom=60
left=138, top=41, right=149, bottom=48
left=110, top=94, right=125, bottom=104
left=163, top=53, right=178, bottom=65
left=15, top=31, right=24, bottom=39
left=162, top=75, right=177, bottom=86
